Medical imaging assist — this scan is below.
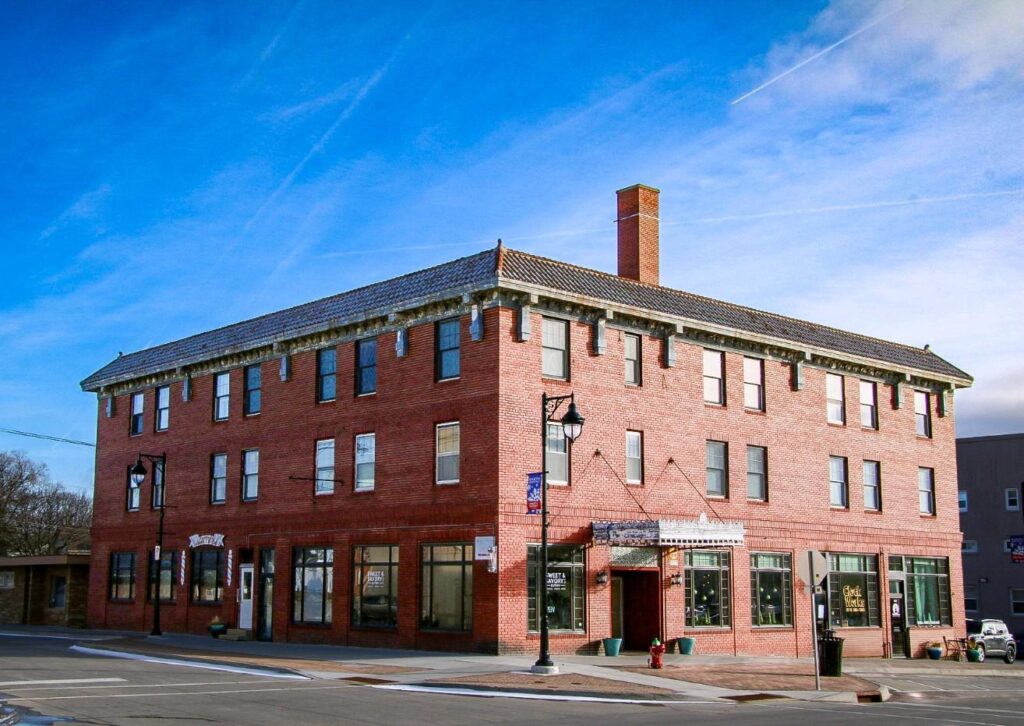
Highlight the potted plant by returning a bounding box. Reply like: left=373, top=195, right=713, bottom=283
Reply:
left=208, top=615, right=228, bottom=638
left=925, top=642, right=943, bottom=660
left=966, top=645, right=983, bottom=662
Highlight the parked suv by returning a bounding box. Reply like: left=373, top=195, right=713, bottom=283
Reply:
left=966, top=619, right=1017, bottom=663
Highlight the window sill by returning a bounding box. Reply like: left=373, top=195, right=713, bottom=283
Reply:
left=436, top=481, right=460, bottom=486
left=626, top=480, right=643, bottom=486
left=864, top=508, right=883, bottom=514
left=744, top=408, right=766, bottom=416
left=356, top=392, right=376, bottom=398
left=703, top=402, right=726, bottom=409
left=751, top=625, right=793, bottom=630
left=244, top=412, right=261, bottom=418
left=919, top=513, right=937, bottom=518
left=314, top=490, right=335, bottom=496
left=155, top=428, right=169, bottom=434
left=706, top=495, right=728, bottom=500
left=747, top=498, right=769, bottom=505
left=860, top=426, right=878, bottom=432
left=830, top=506, right=850, bottom=511
left=210, top=500, right=226, bottom=506
left=436, top=377, right=461, bottom=384
left=353, top=487, right=375, bottom=494
left=316, top=399, right=337, bottom=405
left=241, top=498, right=258, bottom=504
left=826, top=421, right=846, bottom=428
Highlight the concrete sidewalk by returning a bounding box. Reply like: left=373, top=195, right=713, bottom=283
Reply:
left=7, top=625, right=1014, bottom=704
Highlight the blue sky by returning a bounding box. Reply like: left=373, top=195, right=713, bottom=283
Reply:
left=1, top=0, right=1021, bottom=495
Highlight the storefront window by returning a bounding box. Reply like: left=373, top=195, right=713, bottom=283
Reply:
left=749, top=553, right=791, bottom=626
left=827, top=553, right=879, bottom=627
left=903, top=556, right=951, bottom=626
left=685, top=550, right=731, bottom=627
left=293, top=547, right=333, bottom=624
left=352, top=545, right=398, bottom=628
left=109, top=552, right=136, bottom=600
left=421, top=543, right=473, bottom=631
left=148, top=549, right=178, bottom=602
left=191, top=549, right=224, bottom=603
left=527, top=545, right=585, bottom=632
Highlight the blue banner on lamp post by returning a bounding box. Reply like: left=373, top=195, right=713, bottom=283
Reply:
left=527, top=472, right=542, bottom=514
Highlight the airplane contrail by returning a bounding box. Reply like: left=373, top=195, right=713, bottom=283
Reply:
left=731, top=4, right=907, bottom=105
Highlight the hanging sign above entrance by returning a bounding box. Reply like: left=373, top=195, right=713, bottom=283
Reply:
left=593, top=513, right=745, bottom=547
left=188, top=533, right=225, bottom=548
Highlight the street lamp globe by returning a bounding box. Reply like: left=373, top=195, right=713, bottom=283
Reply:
left=130, top=460, right=147, bottom=486
left=560, top=402, right=585, bottom=442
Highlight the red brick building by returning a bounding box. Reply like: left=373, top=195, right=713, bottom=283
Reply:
left=82, top=185, right=971, bottom=657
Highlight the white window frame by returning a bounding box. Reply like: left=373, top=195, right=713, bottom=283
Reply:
left=706, top=440, right=728, bottom=497
left=958, top=490, right=968, bottom=513
left=546, top=423, right=568, bottom=486
left=918, top=467, right=935, bottom=515
left=829, top=456, right=848, bottom=508
left=155, top=386, right=170, bottom=431
left=130, top=392, right=144, bottom=435
left=914, top=391, right=932, bottom=438
left=826, top=373, right=845, bottom=425
left=210, top=453, right=227, bottom=504
left=703, top=349, right=725, bottom=405
left=242, top=449, right=259, bottom=501
left=862, top=460, right=881, bottom=511
left=746, top=445, right=767, bottom=501
left=625, top=431, right=643, bottom=484
left=354, top=433, right=375, bottom=492
left=743, top=357, right=764, bottom=411
left=214, top=372, right=230, bottom=421
left=624, top=333, right=641, bottom=386
left=541, top=317, right=569, bottom=380
left=435, top=422, right=460, bottom=485
left=1006, top=488, right=1021, bottom=512
left=315, top=438, right=335, bottom=495
left=859, top=380, right=877, bottom=429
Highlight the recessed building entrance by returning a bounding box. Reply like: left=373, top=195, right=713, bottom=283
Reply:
left=610, top=570, right=661, bottom=651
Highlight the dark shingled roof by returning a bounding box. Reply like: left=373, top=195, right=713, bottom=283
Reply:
left=499, top=248, right=969, bottom=380
left=82, top=244, right=969, bottom=391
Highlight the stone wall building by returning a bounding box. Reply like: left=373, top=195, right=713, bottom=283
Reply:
left=0, top=554, right=90, bottom=627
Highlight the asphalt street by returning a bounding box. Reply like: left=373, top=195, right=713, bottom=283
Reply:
left=2, top=633, right=1023, bottom=725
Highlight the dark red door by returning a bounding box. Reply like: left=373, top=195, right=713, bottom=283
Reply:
left=618, top=570, right=661, bottom=651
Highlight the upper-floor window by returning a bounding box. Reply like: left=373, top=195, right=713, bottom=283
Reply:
left=826, top=373, right=845, bottom=425
left=962, top=540, right=978, bottom=554
left=747, top=445, right=767, bottom=501
left=541, top=317, right=569, bottom=379
left=130, top=392, right=144, bottom=435
left=355, top=433, right=375, bottom=491
left=964, top=584, right=979, bottom=612
left=546, top=423, right=567, bottom=485
left=317, top=348, right=336, bottom=402
left=918, top=467, right=935, bottom=515
left=436, top=422, right=460, bottom=484
left=706, top=440, right=728, bottom=497
left=624, top=333, right=641, bottom=386
left=315, top=439, right=335, bottom=495
left=703, top=350, right=725, bottom=405
left=863, top=460, right=881, bottom=511
left=859, top=380, right=877, bottom=429
left=436, top=319, right=460, bottom=381
left=958, top=490, right=968, bottom=512
left=210, top=453, right=227, bottom=503
left=242, top=449, right=259, bottom=501
left=244, top=364, right=261, bottom=415
left=743, top=358, right=764, bottom=411
left=155, top=386, right=170, bottom=431
left=829, top=456, right=848, bottom=508
left=914, top=391, right=932, bottom=438
left=1006, top=487, right=1021, bottom=512
left=626, top=431, right=643, bottom=484
left=214, top=372, right=230, bottom=420
left=356, top=339, right=377, bottom=395
left=126, top=468, right=140, bottom=511
left=152, top=458, right=165, bottom=509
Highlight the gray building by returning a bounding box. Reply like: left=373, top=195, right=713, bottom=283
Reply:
left=957, top=433, right=1024, bottom=635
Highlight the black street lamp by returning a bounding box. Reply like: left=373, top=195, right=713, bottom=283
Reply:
left=533, top=393, right=584, bottom=675
left=130, top=452, right=167, bottom=637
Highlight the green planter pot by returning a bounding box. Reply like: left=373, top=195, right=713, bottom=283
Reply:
left=926, top=647, right=943, bottom=660
left=678, top=637, right=697, bottom=655
left=966, top=649, right=982, bottom=662
left=603, top=637, right=623, bottom=657
left=209, top=623, right=228, bottom=638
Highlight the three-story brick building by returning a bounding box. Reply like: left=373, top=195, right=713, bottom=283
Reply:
left=82, top=185, right=970, bottom=657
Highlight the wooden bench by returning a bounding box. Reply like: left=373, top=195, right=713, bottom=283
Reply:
left=943, top=636, right=968, bottom=662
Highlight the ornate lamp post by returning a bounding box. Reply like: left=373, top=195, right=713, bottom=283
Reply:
left=532, top=393, right=584, bottom=675
left=129, top=452, right=167, bottom=637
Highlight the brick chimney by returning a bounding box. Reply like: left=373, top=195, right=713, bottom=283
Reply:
left=616, top=184, right=660, bottom=285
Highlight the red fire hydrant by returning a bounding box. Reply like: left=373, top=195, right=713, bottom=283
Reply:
left=649, top=637, right=666, bottom=669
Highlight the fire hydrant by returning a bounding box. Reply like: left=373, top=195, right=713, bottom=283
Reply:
left=649, top=637, right=666, bottom=669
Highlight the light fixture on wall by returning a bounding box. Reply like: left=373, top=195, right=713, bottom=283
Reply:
left=596, top=570, right=608, bottom=585
left=670, top=572, right=683, bottom=587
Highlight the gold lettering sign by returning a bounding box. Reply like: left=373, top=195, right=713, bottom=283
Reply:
left=843, top=584, right=866, bottom=613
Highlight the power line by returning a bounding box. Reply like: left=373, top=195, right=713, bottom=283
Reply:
left=0, top=428, right=95, bottom=448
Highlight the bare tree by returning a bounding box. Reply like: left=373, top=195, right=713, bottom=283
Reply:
left=0, top=451, right=92, bottom=556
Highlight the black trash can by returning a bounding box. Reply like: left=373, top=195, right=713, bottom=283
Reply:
left=817, top=630, right=844, bottom=677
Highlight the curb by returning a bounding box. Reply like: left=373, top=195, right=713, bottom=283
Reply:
left=69, top=645, right=309, bottom=680
left=372, top=683, right=730, bottom=705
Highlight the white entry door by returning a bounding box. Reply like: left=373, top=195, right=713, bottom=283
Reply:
left=238, top=564, right=254, bottom=630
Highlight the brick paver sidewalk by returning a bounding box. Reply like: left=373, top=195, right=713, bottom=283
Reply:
left=617, top=661, right=880, bottom=696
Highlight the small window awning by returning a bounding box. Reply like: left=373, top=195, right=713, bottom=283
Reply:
left=593, top=513, right=745, bottom=547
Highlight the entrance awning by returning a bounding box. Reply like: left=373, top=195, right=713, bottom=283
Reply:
left=593, top=512, right=745, bottom=547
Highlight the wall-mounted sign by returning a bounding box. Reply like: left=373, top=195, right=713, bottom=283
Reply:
left=610, top=546, right=660, bottom=568
left=188, top=534, right=225, bottom=548
left=593, top=513, right=745, bottom=547
left=546, top=571, right=567, bottom=591
left=474, top=536, right=495, bottom=560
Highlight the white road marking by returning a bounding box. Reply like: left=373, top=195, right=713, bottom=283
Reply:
left=0, top=679, right=283, bottom=692
left=0, top=632, right=116, bottom=641
left=69, top=645, right=308, bottom=680
left=11, top=684, right=358, bottom=702
left=373, top=683, right=727, bottom=705
left=0, top=678, right=125, bottom=687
